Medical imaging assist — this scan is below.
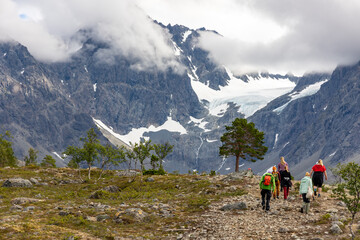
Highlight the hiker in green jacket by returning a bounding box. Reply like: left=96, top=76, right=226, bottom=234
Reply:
left=259, top=169, right=276, bottom=211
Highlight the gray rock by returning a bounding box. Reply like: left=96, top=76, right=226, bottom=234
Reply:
left=29, top=178, right=39, bottom=185
left=10, top=205, right=23, bottom=211
left=24, top=206, right=35, bottom=211
left=145, top=177, right=155, bottom=182
left=116, top=170, right=142, bottom=177
left=220, top=202, right=247, bottom=211
left=278, top=227, right=289, bottom=233
left=326, top=208, right=339, bottom=213
left=103, top=185, right=119, bottom=193
left=337, top=201, right=346, bottom=207
left=2, top=178, right=33, bottom=188
left=121, top=208, right=148, bottom=221
left=96, top=214, right=110, bottom=222
left=330, top=224, right=343, bottom=234
left=59, top=211, right=70, bottom=216
left=222, top=170, right=254, bottom=181
left=11, top=197, right=40, bottom=205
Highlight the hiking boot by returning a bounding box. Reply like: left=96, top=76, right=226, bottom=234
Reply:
left=262, top=205, right=265, bottom=210
left=277, top=196, right=279, bottom=199
left=318, top=194, right=321, bottom=197
left=300, top=207, right=303, bottom=213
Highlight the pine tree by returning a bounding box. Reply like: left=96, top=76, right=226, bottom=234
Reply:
left=219, top=118, right=268, bottom=172
left=40, top=155, right=56, bottom=168
left=0, top=131, right=17, bottom=167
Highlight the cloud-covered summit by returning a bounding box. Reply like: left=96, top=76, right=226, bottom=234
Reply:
left=0, top=0, right=181, bottom=72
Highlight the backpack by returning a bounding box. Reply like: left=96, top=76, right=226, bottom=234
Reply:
left=263, top=175, right=271, bottom=186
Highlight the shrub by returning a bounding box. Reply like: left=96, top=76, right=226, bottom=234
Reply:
left=209, top=170, right=216, bottom=176
left=142, top=168, right=166, bottom=175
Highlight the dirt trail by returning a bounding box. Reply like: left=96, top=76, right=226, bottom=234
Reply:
left=178, top=175, right=353, bottom=240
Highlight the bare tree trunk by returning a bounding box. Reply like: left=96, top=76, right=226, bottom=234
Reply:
left=88, top=164, right=91, bottom=180
left=235, top=156, right=240, bottom=172
left=97, top=162, right=106, bottom=182
left=350, top=215, right=355, bottom=240
left=77, top=168, right=83, bottom=182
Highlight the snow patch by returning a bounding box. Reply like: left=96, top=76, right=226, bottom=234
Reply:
left=206, top=138, right=217, bottom=143
left=182, top=30, right=192, bottom=43
left=20, top=69, right=24, bottom=74
left=225, top=168, right=230, bottom=171
left=274, top=133, right=279, bottom=148
left=172, top=41, right=183, bottom=56
left=188, top=117, right=210, bottom=132
left=3, top=53, right=6, bottom=56
left=273, top=79, right=328, bottom=114
left=52, top=152, right=64, bottom=161
left=93, top=117, right=187, bottom=145
left=190, top=67, right=296, bottom=118
left=329, top=151, right=337, bottom=157
left=84, top=65, right=88, bottom=73
left=93, top=83, right=97, bottom=92
left=323, top=105, right=328, bottom=110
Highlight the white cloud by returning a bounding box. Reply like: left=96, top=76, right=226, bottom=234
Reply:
left=137, top=0, right=360, bottom=75
left=0, top=0, right=182, bottom=72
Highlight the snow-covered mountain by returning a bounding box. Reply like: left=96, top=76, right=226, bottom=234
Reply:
left=3, top=22, right=358, bottom=178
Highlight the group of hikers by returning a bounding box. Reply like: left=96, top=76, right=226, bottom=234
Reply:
left=259, top=157, right=328, bottom=214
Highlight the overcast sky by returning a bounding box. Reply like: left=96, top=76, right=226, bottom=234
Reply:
left=2, top=0, right=360, bottom=75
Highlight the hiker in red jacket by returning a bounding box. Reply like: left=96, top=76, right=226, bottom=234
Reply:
left=310, top=159, right=328, bottom=198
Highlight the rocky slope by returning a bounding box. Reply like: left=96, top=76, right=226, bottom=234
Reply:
left=2, top=22, right=360, bottom=177
left=248, top=62, right=360, bottom=179
left=0, top=167, right=356, bottom=240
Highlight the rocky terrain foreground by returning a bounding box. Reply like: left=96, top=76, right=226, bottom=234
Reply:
left=0, top=167, right=356, bottom=240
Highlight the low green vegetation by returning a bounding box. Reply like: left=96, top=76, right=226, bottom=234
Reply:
left=0, top=167, right=245, bottom=239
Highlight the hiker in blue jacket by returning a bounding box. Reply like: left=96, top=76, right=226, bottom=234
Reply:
left=259, top=169, right=276, bottom=211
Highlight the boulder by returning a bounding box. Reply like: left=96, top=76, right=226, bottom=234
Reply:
left=220, top=202, right=247, bottom=211
left=2, top=178, right=33, bottom=188
left=116, top=208, right=148, bottom=222
left=96, top=214, right=110, bottom=222
left=222, top=169, right=254, bottom=181
left=103, top=185, right=120, bottom=193
left=11, top=197, right=40, bottom=205
left=116, top=170, right=142, bottom=177
left=29, top=178, right=39, bottom=185
left=145, top=177, right=155, bottom=182
left=330, top=224, right=343, bottom=234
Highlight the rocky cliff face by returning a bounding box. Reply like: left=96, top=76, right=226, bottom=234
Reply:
left=0, top=25, right=245, bottom=170
left=248, top=64, right=360, bottom=178
left=1, top=23, right=358, bottom=177
left=0, top=42, right=96, bottom=165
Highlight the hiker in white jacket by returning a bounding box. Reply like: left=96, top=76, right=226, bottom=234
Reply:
left=299, top=172, right=313, bottom=214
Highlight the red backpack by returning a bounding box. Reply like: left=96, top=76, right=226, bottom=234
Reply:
left=263, top=175, right=271, bottom=186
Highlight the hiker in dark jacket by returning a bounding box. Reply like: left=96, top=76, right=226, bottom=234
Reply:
left=280, top=166, right=292, bottom=200
left=259, top=169, right=276, bottom=211
left=277, top=156, right=288, bottom=191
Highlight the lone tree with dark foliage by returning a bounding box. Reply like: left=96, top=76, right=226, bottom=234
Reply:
left=219, top=118, right=268, bottom=172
